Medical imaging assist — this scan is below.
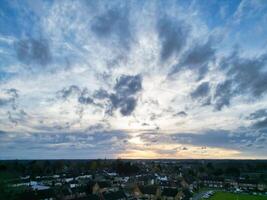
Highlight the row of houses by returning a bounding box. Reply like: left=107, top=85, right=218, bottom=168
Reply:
left=14, top=171, right=193, bottom=200
left=25, top=183, right=188, bottom=200
left=200, top=177, right=267, bottom=191
left=78, top=180, right=188, bottom=200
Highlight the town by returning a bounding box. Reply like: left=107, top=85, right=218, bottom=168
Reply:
left=0, top=159, right=267, bottom=200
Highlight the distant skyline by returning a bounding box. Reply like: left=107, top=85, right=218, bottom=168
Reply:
left=1, top=0, right=267, bottom=159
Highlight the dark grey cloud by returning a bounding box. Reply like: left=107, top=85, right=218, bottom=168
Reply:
left=56, top=75, right=142, bottom=116
left=139, top=132, right=160, bottom=143
left=108, top=74, right=142, bottom=116
left=248, top=109, right=267, bottom=129
left=0, top=130, right=6, bottom=135
left=0, top=99, right=8, bottom=107
left=78, top=96, right=94, bottom=104
left=15, top=38, right=51, bottom=65
left=57, top=85, right=96, bottom=106
left=6, top=109, right=28, bottom=125
left=57, top=85, right=81, bottom=100
left=85, top=123, right=108, bottom=132
left=157, top=17, right=189, bottom=62
left=171, top=130, right=233, bottom=148
left=78, top=89, right=94, bottom=105
left=253, top=118, right=267, bottom=129
left=169, top=39, right=216, bottom=80
left=217, top=52, right=267, bottom=109
left=202, top=51, right=267, bottom=111
left=6, top=88, right=19, bottom=98
left=91, top=6, right=131, bottom=48
left=0, top=88, right=19, bottom=110
left=0, top=130, right=129, bottom=153
left=191, top=82, right=210, bottom=99
left=93, top=88, right=110, bottom=99
left=249, top=109, right=267, bottom=120
left=181, top=146, right=188, bottom=150
left=7, top=111, right=18, bottom=125
left=114, top=74, right=142, bottom=96
left=118, top=97, right=136, bottom=116
left=34, top=122, right=72, bottom=132
left=140, top=129, right=267, bottom=155
left=193, top=51, right=267, bottom=111
left=174, top=111, right=187, bottom=117
left=169, top=38, right=215, bottom=78
left=175, top=129, right=267, bottom=150
left=226, top=53, right=267, bottom=97
left=214, top=80, right=232, bottom=110
left=180, top=39, right=215, bottom=67
left=109, top=94, right=137, bottom=116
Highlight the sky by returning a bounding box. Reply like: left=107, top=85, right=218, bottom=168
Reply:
left=0, top=0, right=267, bottom=159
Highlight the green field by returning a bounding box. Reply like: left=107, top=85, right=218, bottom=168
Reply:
left=208, top=192, right=267, bottom=200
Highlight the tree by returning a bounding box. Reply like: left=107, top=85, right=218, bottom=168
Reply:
left=225, top=167, right=240, bottom=177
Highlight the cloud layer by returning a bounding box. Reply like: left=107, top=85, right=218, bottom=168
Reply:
left=0, top=0, right=267, bottom=159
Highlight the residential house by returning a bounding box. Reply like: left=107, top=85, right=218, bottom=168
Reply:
left=201, top=177, right=224, bottom=188
left=36, top=188, right=55, bottom=200
left=133, top=185, right=161, bottom=200
left=137, top=175, right=156, bottom=185
left=258, top=182, right=267, bottom=191
left=161, top=188, right=183, bottom=200
left=102, top=190, right=127, bottom=200
left=98, top=181, right=112, bottom=193
left=238, top=180, right=258, bottom=191
left=75, top=194, right=100, bottom=200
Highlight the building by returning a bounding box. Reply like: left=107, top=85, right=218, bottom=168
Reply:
left=133, top=185, right=161, bottom=200
left=161, top=188, right=183, bottom=200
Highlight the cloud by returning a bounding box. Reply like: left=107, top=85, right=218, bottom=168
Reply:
left=91, top=6, right=131, bottom=48
left=57, top=85, right=96, bottom=106
left=249, top=108, right=267, bottom=120
left=108, top=74, right=142, bottom=116
left=109, top=94, right=137, bottom=116
left=157, top=17, right=189, bottom=62
left=213, top=51, right=267, bottom=110
left=233, top=0, right=266, bottom=24
left=190, top=82, right=211, bottom=106
left=93, top=89, right=110, bottom=100
left=0, top=129, right=130, bottom=159
left=214, top=80, right=232, bottom=110
left=169, top=38, right=215, bottom=78
left=114, top=74, right=142, bottom=96
left=253, top=118, right=267, bottom=129
left=117, top=97, right=137, bottom=116
left=0, top=88, right=19, bottom=110
left=249, top=109, right=267, bottom=129
left=56, top=75, right=142, bottom=116
left=139, top=128, right=267, bottom=156
left=221, top=51, right=267, bottom=97
left=174, top=111, right=187, bottom=117
left=57, top=85, right=81, bottom=100
left=191, top=82, right=210, bottom=99
left=14, top=38, right=51, bottom=65
left=171, top=130, right=233, bottom=148
left=7, top=109, right=28, bottom=126
left=181, top=39, right=215, bottom=68
left=78, top=89, right=94, bottom=105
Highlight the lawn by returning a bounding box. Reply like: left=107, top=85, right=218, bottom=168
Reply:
left=209, top=192, right=267, bottom=200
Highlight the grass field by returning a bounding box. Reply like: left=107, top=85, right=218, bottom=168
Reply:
left=208, top=192, right=267, bottom=200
